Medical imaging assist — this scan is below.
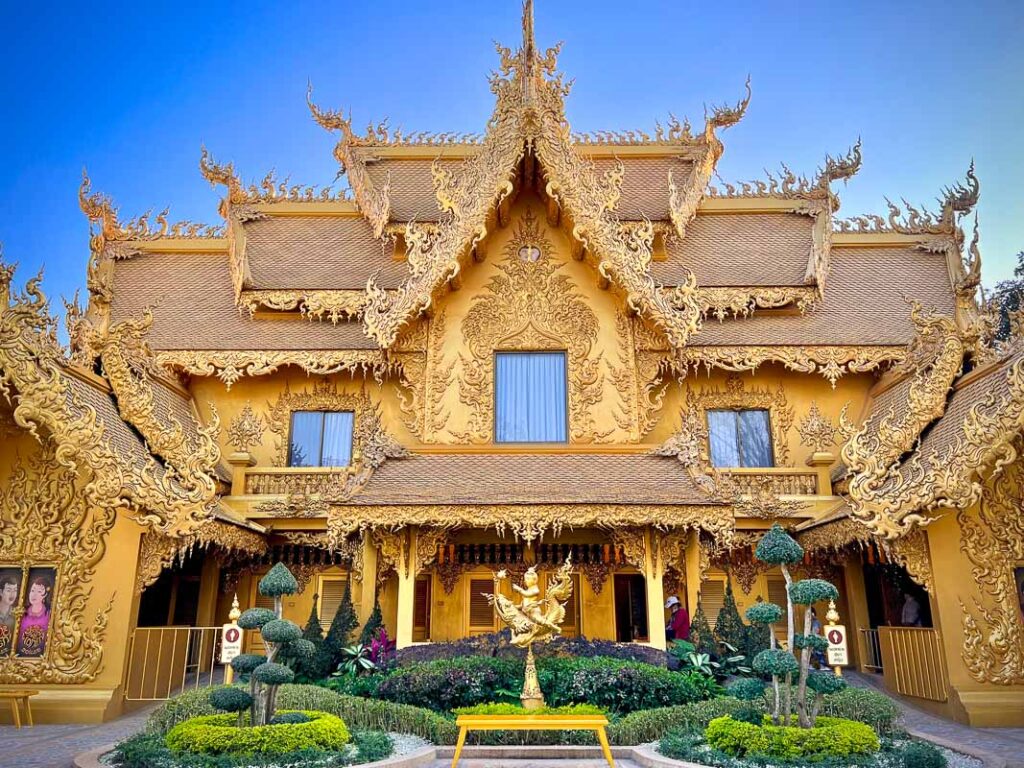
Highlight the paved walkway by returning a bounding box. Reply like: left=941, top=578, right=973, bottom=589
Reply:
left=0, top=704, right=154, bottom=768
left=848, top=671, right=1024, bottom=768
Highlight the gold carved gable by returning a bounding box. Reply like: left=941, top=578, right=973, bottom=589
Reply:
left=442, top=206, right=626, bottom=443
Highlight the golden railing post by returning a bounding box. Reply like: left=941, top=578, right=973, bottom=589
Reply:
left=825, top=598, right=842, bottom=678
left=224, top=594, right=241, bottom=685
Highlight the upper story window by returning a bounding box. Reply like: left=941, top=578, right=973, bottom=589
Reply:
left=707, top=409, right=773, bottom=468
left=288, top=411, right=354, bottom=467
left=494, top=351, right=567, bottom=443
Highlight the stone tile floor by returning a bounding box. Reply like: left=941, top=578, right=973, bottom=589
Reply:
left=4, top=675, right=1024, bottom=767
left=848, top=671, right=1024, bottom=767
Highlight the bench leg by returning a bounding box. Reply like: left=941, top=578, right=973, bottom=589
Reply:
left=23, top=697, right=33, bottom=727
left=9, top=699, right=20, bottom=729
left=450, top=726, right=468, bottom=768
left=597, top=727, right=615, bottom=768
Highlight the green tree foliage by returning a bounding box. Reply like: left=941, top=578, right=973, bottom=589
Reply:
left=322, top=578, right=359, bottom=674
left=293, top=594, right=327, bottom=681
left=713, top=579, right=746, bottom=652
left=988, top=250, right=1024, bottom=340
left=688, top=599, right=717, bottom=657
left=755, top=524, right=804, bottom=565
left=359, top=597, right=384, bottom=645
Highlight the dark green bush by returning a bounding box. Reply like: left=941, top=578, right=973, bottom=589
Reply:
left=237, top=608, right=276, bottom=630
left=727, top=678, right=766, bottom=701
left=165, top=710, right=349, bottom=756
left=352, top=731, right=393, bottom=764
left=452, top=702, right=605, bottom=716
left=705, top=714, right=879, bottom=759
left=268, top=712, right=311, bottom=725
left=813, top=686, right=902, bottom=735
left=230, top=654, right=266, bottom=675
left=755, top=525, right=804, bottom=565
left=606, top=698, right=757, bottom=744
left=789, top=578, right=839, bottom=605
left=794, top=633, right=830, bottom=652
left=261, top=619, right=302, bottom=644
left=327, top=673, right=384, bottom=699
left=752, top=648, right=798, bottom=677
left=375, top=656, right=523, bottom=711
left=745, top=602, right=783, bottom=626
left=209, top=687, right=253, bottom=714
left=252, top=662, right=295, bottom=686
left=806, top=670, right=846, bottom=695
left=258, top=563, right=299, bottom=596
left=900, top=740, right=947, bottom=768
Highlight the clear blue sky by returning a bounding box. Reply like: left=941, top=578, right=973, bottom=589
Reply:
left=1, top=0, right=1022, bottom=315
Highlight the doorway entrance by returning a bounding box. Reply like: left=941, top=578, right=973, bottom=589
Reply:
left=613, top=574, right=648, bottom=642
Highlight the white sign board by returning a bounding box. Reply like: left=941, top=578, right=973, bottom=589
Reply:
left=825, top=624, right=849, bottom=666
left=220, top=624, right=244, bottom=664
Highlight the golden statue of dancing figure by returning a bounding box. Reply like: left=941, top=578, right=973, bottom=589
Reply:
left=486, top=558, right=574, bottom=709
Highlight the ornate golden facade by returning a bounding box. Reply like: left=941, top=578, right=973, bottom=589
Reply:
left=1, top=0, right=1022, bottom=729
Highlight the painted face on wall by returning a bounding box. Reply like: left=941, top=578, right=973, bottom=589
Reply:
left=0, top=581, right=17, bottom=611
left=27, top=582, right=47, bottom=612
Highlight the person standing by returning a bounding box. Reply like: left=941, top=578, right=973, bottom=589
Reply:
left=900, top=593, right=922, bottom=627
left=665, top=595, right=690, bottom=641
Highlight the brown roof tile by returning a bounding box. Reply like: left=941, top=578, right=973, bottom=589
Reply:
left=689, top=246, right=955, bottom=346
left=350, top=452, right=716, bottom=506
left=244, top=216, right=406, bottom=290
left=109, top=252, right=377, bottom=351
left=654, top=212, right=813, bottom=287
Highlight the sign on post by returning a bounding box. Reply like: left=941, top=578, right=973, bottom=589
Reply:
left=220, top=624, right=244, bottom=665
left=826, top=624, right=849, bottom=666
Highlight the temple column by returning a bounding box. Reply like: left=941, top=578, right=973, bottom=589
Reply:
left=395, top=527, right=417, bottom=649
left=357, top=532, right=378, bottom=627
left=195, top=556, right=221, bottom=627
left=842, top=556, right=871, bottom=671
left=644, top=528, right=667, bottom=650
left=684, top=531, right=703, bottom=617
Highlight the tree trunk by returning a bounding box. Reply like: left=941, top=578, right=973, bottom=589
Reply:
left=796, top=607, right=813, bottom=727
left=780, top=564, right=795, bottom=658
left=771, top=675, right=781, bottom=725
left=783, top=672, right=792, bottom=723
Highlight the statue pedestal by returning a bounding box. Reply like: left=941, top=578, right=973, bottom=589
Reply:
left=520, top=644, right=545, bottom=710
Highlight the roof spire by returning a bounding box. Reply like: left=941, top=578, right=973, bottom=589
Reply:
left=522, top=0, right=536, bottom=61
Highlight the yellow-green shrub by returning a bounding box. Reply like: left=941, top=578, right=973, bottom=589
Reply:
left=165, top=710, right=349, bottom=756
left=704, top=715, right=879, bottom=759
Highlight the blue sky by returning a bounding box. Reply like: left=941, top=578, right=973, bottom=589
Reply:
left=1, top=0, right=1022, bottom=314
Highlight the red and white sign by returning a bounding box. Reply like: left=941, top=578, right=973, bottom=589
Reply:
left=220, top=624, right=244, bottom=664
left=826, top=624, right=848, bottom=666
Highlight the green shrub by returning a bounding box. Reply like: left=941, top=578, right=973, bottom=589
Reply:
left=237, top=608, right=276, bottom=630
left=452, top=702, right=606, bottom=716
left=794, top=633, right=830, bottom=652
left=789, top=579, right=839, bottom=605
left=813, top=686, right=902, bottom=736
left=259, top=563, right=299, bottom=596
left=606, top=697, right=759, bottom=745
left=326, top=672, right=384, bottom=698
left=705, top=714, right=879, bottom=759
left=900, top=740, right=946, bottom=768
left=230, top=654, right=266, bottom=675
left=727, top=678, right=766, bottom=701
left=209, top=687, right=252, bottom=714
left=375, top=656, right=524, bottom=711
left=352, top=731, right=393, bottom=764
left=806, top=670, right=846, bottom=695
left=752, top=648, right=798, bottom=677
left=165, top=711, right=350, bottom=756
left=658, top=729, right=709, bottom=761
left=269, top=712, right=311, bottom=725
left=252, top=662, right=295, bottom=686
left=755, top=525, right=804, bottom=565
left=261, top=619, right=302, bottom=644
left=745, top=602, right=783, bottom=626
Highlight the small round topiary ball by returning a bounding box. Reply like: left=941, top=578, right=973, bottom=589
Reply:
left=259, top=562, right=299, bottom=597
left=230, top=653, right=267, bottom=675
left=806, top=670, right=847, bottom=695
left=269, top=712, right=312, bottom=725
left=238, top=607, right=277, bottom=630
left=210, top=686, right=253, bottom=713
left=727, top=677, right=767, bottom=702
left=745, top=601, right=783, bottom=626
left=252, top=661, right=295, bottom=686
left=794, top=633, right=830, bottom=652
left=755, top=524, right=804, bottom=565
left=261, top=619, right=302, bottom=644
left=752, top=648, right=799, bottom=677
left=789, top=578, right=839, bottom=606
left=288, top=638, right=317, bottom=659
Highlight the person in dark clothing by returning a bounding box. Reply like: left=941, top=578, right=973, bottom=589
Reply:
left=665, top=595, right=690, bottom=641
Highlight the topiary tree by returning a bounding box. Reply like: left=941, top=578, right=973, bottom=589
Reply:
left=322, top=578, right=359, bottom=674
left=359, top=595, right=384, bottom=645
left=293, top=593, right=326, bottom=681
left=228, top=562, right=316, bottom=726
left=748, top=525, right=844, bottom=728
left=742, top=597, right=773, bottom=662
left=714, top=578, right=746, bottom=654
left=689, top=598, right=717, bottom=657
left=209, top=686, right=253, bottom=727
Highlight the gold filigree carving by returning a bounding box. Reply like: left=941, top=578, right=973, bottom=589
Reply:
left=611, top=528, right=646, bottom=570
left=454, top=207, right=610, bottom=443
left=675, top=345, right=906, bottom=388
left=887, top=529, right=934, bottom=594
left=959, top=452, right=1024, bottom=684
left=239, top=290, right=370, bottom=323
left=227, top=403, right=266, bottom=452
left=156, top=350, right=393, bottom=390
left=797, top=401, right=839, bottom=453
left=692, top=286, right=818, bottom=321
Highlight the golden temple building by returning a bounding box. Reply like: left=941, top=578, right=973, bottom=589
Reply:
left=2, top=0, right=1023, bottom=729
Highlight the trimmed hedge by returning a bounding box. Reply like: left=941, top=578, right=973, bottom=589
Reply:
left=607, top=698, right=755, bottom=745
left=165, top=711, right=349, bottom=756
left=452, top=702, right=606, bottom=716
left=705, top=714, right=880, bottom=760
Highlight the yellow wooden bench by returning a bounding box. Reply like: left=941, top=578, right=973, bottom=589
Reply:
left=451, top=713, right=614, bottom=768
left=0, top=689, right=38, bottom=727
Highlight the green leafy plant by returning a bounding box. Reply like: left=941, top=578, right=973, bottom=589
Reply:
left=352, top=731, right=394, bottom=764
left=292, top=593, right=327, bottom=682
left=165, top=710, right=350, bottom=756
left=704, top=714, right=879, bottom=760
left=452, top=702, right=606, bottom=716
left=209, top=687, right=253, bottom=727
left=336, top=644, right=377, bottom=676
left=359, top=596, right=384, bottom=645
left=714, top=580, right=746, bottom=651
left=900, top=740, right=947, bottom=768
left=689, top=599, right=717, bottom=656
left=321, top=578, right=359, bottom=675
left=230, top=563, right=316, bottom=726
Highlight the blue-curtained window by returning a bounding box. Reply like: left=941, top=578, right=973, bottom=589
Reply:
left=288, top=411, right=354, bottom=467
left=707, top=409, right=773, bottom=468
left=495, top=352, right=568, bottom=443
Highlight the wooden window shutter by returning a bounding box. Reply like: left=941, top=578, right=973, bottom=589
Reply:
left=701, top=579, right=727, bottom=629
left=413, top=576, right=431, bottom=642
left=560, top=573, right=581, bottom=637
left=468, top=578, right=495, bottom=632
left=318, top=577, right=348, bottom=633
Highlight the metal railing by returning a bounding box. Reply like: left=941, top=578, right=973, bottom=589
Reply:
left=124, top=626, right=224, bottom=701
left=878, top=626, right=948, bottom=702
left=859, top=628, right=883, bottom=672
left=722, top=469, right=819, bottom=496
